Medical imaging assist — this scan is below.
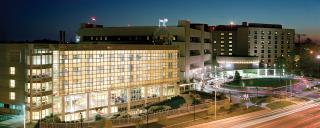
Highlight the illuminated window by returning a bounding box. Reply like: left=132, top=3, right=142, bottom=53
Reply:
left=9, top=67, right=15, bottom=75
left=229, top=41, right=232, bottom=44
left=10, top=80, right=15, bottom=88
left=214, top=41, right=217, bottom=43
left=220, top=45, right=224, bottom=47
left=228, top=53, right=232, bottom=55
left=228, top=33, right=232, bottom=35
left=220, top=33, right=224, bottom=36
left=172, top=36, right=176, bottom=41
left=229, top=49, right=232, bottom=51
left=229, top=45, right=232, bottom=47
left=10, top=92, right=15, bottom=100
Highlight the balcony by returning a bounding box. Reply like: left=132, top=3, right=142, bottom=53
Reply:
left=27, top=103, right=52, bottom=111
left=27, top=75, right=52, bottom=82
left=27, top=89, right=52, bottom=96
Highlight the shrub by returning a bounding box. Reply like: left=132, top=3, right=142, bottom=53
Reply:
left=184, top=90, right=226, bottom=100
left=95, top=114, right=103, bottom=121
left=146, top=96, right=186, bottom=110
left=234, top=71, right=242, bottom=83
left=34, top=114, right=61, bottom=128
left=192, top=98, right=201, bottom=105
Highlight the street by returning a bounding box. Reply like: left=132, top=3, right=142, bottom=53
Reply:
left=248, top=106, right=320, bottom=128
left=188, top=100, right=320, bottom=128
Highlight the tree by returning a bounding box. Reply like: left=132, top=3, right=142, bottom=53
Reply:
left=234, top=71, right=241, bottom=83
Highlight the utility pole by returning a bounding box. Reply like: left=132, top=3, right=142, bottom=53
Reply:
left=147, top=108, right=149, bottom=128
left=290, top=80, right=293, bottom=97
left=215, top=90, right=217, bottom=120
left=193, top=97, right=196, bottom=121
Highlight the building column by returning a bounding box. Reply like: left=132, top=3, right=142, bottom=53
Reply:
left=265, top=69, right=267, bottom=77
left=160, top=84, right=164, bottom=101
left=127, top=88, right=131, bottom=113
left=144, top=86, right=148, bottom=107
left=86, top=93, right=90, bottom=119
left=257, top=69, right=260, bottom=77
left=175, top=83, right=180, bottom=95
left=107, top=90, right=111, bottom=115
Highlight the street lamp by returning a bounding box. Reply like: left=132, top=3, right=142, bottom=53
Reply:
left=317, top=55, right=320, bottom=77
left=214, top=66, right=217, bottom=79
left=214, top=89, right=217, bottom=120
left=274, top=64, right=276, bottom=77
left=147, top=108, right=149, bottom=128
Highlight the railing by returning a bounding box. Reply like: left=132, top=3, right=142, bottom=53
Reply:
left=39, top=103, right=213, bottom=127
left=40, top=122, right=92, bottom=128
left=111, top=103, right=210, bottom=125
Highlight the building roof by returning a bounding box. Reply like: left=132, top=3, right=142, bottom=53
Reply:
left=213, top=22, right=283, bottom=31
left=55, top=44, right=179, bottom=51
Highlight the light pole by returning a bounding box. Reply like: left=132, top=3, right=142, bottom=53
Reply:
left=146, top=108, right=149, bottom=128
left=214, top=90, right=217, bottom=120
left=274, top=64, right=276, bottom=77
left=193, top=96, right=196, bottom=121
left=316, top=55, right=320, bottom=77
left=214, top=66, right=217, bottom=79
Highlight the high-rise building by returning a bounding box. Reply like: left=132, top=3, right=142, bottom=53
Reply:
left=0, top=44, right=179, bottom=122
left=213, top=22, right=295, bottom=67
left=0, top=44, right=26, bottom=115
left=77, top=20, right=213, bottom=82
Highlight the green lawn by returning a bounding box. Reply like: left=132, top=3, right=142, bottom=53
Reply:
left=226, top=78, right=297, bottom=88
left=266, top=101, right=295, bottom=110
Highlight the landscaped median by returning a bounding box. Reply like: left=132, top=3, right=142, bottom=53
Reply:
left=266, top=100, right=296, bottom=110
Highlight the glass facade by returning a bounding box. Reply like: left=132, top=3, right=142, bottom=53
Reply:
left=26, top=45, right=179, bottom=121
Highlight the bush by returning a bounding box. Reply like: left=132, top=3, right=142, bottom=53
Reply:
left=234, top=71, right=242, bottom=83
left=34, top=114, right=61, bottom=128
left=303, top=88, right=312, bottom=91
left=192, top=98, right=201, bottom=105
left=95, top=114, right=103, bottom=121
left=146, top=96, right=186, bottom=110
left=148, top=105, right=171, bottom=113
left=251, top=96, right=269, bottom=105
left=184, top=90, right=226, bottom=100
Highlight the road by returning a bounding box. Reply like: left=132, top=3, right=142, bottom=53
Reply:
left=248, top=106, right=320, bottom=128
left=188, top=100, right=320, bottom=128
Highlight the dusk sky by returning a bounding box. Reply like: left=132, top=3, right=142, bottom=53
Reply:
left=2, top=0, right=320, bottom=41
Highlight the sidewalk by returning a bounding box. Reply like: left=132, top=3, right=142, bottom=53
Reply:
left=113, top=105, right=209, bottom=128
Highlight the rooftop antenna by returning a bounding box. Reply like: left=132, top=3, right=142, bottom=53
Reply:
left=159, top=18, right=168, bottom=27
left=229, top=21, right=235, bottom=26
left=90, top=16, right=96, bottom=24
